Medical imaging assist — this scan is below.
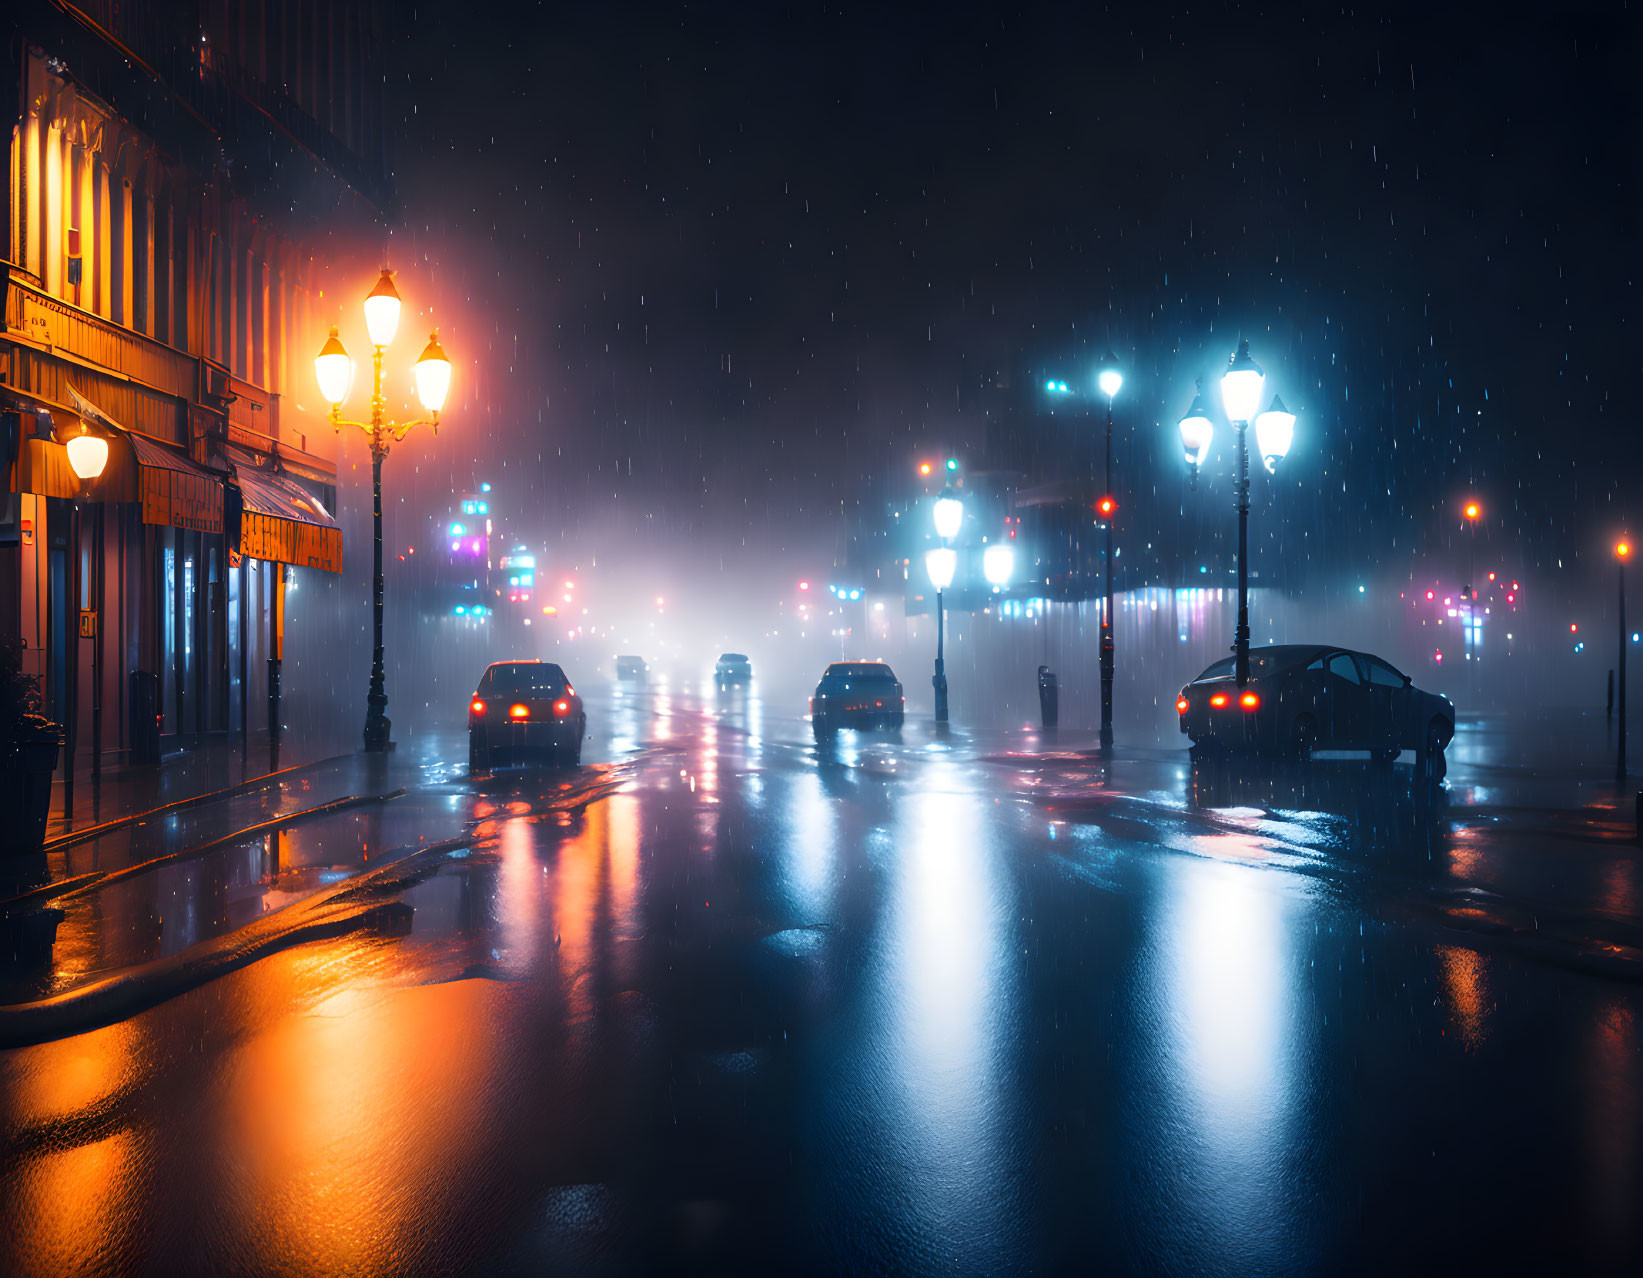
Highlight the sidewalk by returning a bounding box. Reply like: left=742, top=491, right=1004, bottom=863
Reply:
left=45, top=727, right=357, bottom=847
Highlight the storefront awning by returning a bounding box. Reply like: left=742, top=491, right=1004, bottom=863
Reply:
left=228, top=447, right=342, bottom=574
left=128, top=431, right=224, bottom=535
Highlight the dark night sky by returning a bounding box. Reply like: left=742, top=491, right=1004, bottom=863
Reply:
left=382, top=0, right=1640, bottom=590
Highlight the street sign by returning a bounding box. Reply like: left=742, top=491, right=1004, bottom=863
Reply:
left=79, top=609, right=97, bottom=638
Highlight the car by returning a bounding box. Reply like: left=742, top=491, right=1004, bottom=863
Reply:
left=714, top=652, right=753, bottom=691
left=1175, top=644, right=1455, bottom=773
left=468, top=660, right=586, bottom=770
left=615, top=655, right=648, bottom=682
left=810, top=661, right=905, bottom=738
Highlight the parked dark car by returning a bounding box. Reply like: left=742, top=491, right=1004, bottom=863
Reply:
left=714, top=653, right=753, bottom=690
left=468, top=660, right=586, bottom=770
left=810, top=661, right=905, bottom=738
left=615, top=655, right=648, bottom=683
left=1176, top=644, right=1454, bottom=773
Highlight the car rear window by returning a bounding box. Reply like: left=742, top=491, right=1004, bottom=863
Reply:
left=481, top=663, right=568, bottom=695
left=1195, top=648, right=1317, bottom=681
left=825, top=663, right=897, bottom=681
left=718, top=654, right=749, bottom=663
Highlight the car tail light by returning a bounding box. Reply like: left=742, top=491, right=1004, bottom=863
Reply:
left=1209, top=693, right=1229, bottom=708
left=1176, top=696, right=1190, bottom=714
left=553, top=699, right=571, bottom=716
left=1240, top=691, right=1261, bottom=710
left=508, top=702, right=530, bottom=720
left=470, top=698, right=486, bottom=717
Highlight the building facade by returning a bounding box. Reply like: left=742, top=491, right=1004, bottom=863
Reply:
left=2, top=1, right=387, bottom=768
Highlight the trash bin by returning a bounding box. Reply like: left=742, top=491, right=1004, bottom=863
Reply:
left=1037, top=665, right=1059, bottom=728
left=128, top=670, right=161, bottom=765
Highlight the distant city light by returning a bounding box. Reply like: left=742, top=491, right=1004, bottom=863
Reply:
left=480, top=482, right=492, bottom=492
left=919, top=461, right=933, bottom=476
left=449, top=521, right=465, bottom=537
left=1357, top=585, right=1366, bottom=593
left=1463, top=501, right=1481, bottom=520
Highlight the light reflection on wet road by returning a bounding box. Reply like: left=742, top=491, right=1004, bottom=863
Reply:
left=1, top=687, right=1641, bottom=1275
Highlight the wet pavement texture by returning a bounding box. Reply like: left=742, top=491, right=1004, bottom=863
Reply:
left=1, top=686, right=1641, bottom=1275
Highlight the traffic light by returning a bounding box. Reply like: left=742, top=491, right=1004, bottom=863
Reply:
left=945, top=457, right=958, bottom=472
left=1096, top=496, right=1117, bottom=518
left=918, top=461, right=933, bottom=476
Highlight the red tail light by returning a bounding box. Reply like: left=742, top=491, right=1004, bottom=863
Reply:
left=553, top=699, right=571, bottom=716
left=1176, top=696, right=1190, bottom=714
left=1240, top=691, right=1261, bottom=710
left=470, top=698, right=487, bottom=717
left=508, top=702, right=530, bottom=720
left=1209, top=693, right=1229, bottom=708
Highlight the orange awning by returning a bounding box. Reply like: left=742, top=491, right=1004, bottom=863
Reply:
left=227, top=446, right=342, bottom=573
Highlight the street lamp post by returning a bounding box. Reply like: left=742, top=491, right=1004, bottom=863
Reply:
left=926, top=546, right=957, bottom=722
left=1216, top=339, right=1295, bottom=687
left=315, top=268, right=453, bottom=752
left=928, top=486, right=963, bottom=724
left=1096, top=351, right=1122, bottom=750
left=1619, top=538, right=1631, bottom=777
left=64, top=424, right=109, bottom=798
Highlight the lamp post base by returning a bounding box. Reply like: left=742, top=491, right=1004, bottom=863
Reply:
left=933, top=661, right=949, bottom=724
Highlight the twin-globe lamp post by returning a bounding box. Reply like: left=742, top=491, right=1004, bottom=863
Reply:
left=925, top=486, right=964, bottom=723
left=314, top=269, right=453, bottom=752
left=1185, top=339, right=1295, bottom=687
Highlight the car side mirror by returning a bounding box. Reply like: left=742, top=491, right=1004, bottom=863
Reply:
left=1403, top=676, right=1412, bottom=687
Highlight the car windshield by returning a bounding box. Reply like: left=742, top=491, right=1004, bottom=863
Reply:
left=824, top=663, right=897, bottom=681
left=1194, top=647, right=1319, bottom=681
left=481, top=662, right=568, bottom=695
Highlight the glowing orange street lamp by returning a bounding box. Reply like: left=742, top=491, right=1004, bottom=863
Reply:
left=1463, top=501, right=1481, bottom=521
left=315, top=267, right=455, bottom=753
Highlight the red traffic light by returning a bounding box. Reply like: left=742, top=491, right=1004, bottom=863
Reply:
left=918, top=461, right=933, bottom=476
left=1096, top=496, right=1117, bottom=517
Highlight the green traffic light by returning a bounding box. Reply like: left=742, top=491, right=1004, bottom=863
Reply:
left=945, top=458, right=958, bottom=471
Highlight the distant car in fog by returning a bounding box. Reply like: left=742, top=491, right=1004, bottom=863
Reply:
left=714, top=653, right=752, bottom=690
left=616, top=655, right=648, bottom=683
left=810, top=661, right=905, bottom=739
left=469, top=660, right=586, bottom=770
left=1176, top=644, right=1454, bottom=773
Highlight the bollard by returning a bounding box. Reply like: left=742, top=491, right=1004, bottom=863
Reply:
left=1037, top=665, right=1059, bottom=728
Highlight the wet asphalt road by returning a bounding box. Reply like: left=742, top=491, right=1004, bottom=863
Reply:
left=1, top=686, right=1641, bottom=1276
